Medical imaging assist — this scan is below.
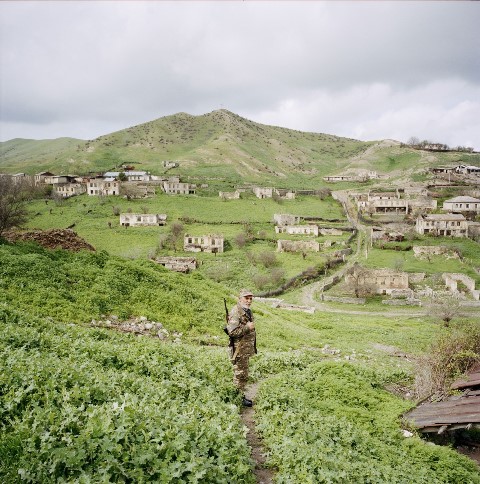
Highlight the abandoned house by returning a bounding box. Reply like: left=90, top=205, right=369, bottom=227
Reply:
left=253, top=187, right=295, bottom=199
left=408, top=198, right=437, bottom=213
left=53, top=182, right=87, bottom=198
left=323, top=174, right=357, bottom=183
left=154, top=257, right=197, bottom=273
left=87, top=178, right=119, bottom=196
left=369, top=198, right=409, bottom=213
left=34, top=171, right=56, bottom=185
left=319, top=228, right=343, bottom=236
left=275, top=188, right=296, bottom=199
left=345, top=265, right=409, bottom=295
left=415, top=213, right=468, bottom=237
left=273, top=213, right=301, bottom=226
left=455, top=164, right=480, bottom=175
left=104, top=171, right=151, bottom=182
left=430, top=166, right=456, bottom=175
left=163, top=181, right=196, bottom=195
left=442, top=196, right=480, bottom=214
left=120, top=213, right=167, bottom=226
left=412, top=246, right=458, bottom=259
left=275, top=225, right=319, bottom=236
left=442, top=273, right=480, bottom=300
left=277, top=240, right=320, bottom=252
left=253, top=187, right=274, bottom=198
left=184, top=234, right=224, bottom=253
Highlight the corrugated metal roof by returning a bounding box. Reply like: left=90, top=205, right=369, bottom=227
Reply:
left=404, top=368, right=480, bottom=433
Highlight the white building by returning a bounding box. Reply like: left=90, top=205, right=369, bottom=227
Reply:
left=184, top=234, right=224, bottom=253
left=104, top=171, right=151, bottom=182
left=87, top=177, right=120, bottom=196
left=163, top=181, right=196, bottom=195
left=120, top=213, right=167, bottom=226
left=53, top=183, right=86, bottom=198
left=275, top=225, right=319, bottom=236
left=273, top=214, right=301, bottom=226
left=442, top=196, right=480, bottom=214
left=415, top=213, right=468, bottom=237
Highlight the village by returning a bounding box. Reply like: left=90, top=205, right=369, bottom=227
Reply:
left=2, top=160, right=480, bottom=310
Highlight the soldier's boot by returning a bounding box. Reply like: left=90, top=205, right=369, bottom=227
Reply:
left=242, top=396, right=253, bottom=407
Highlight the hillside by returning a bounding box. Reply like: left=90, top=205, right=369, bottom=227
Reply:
left=1, top=241, right=479, bottom=482
left=3, top=109, right=478, bottom=188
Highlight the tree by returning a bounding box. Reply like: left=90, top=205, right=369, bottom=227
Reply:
left=427, top=293, right=462, bottom=326
left=159, top=222, right=184, bottom=252
left=0, top=176, right=32, bottom=237
left=407, top=136, right=420, bottom=146
left=345, top=263, right=375, bottom=298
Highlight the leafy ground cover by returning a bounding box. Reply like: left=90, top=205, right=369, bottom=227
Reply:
left=255, top=362, right=480, bottom=483
left=0, top=241, right=229, bottom=334
left=0, top=306, right=254, bottom=483
left=1, top=240, right=478, bottom=482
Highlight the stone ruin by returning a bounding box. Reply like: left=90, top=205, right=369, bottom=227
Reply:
left=443, top=273, right=480, bottom=300
left=277, top=239, right=320, bottom=253
left=153, top=256, right=198, bottom=273
left=413, top=246, right=459, bottom=260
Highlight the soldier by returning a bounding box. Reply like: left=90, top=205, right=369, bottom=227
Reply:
left=226, top=289, right=257, bottom=407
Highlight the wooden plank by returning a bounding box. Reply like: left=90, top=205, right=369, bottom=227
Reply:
left=406, top=405, right=480, bottom=419
left=410, top=414, right=480, bottom=426
left=451, top=372, right=480, bottom=390
left=407, top=403, right=480, bottom=417
left=406, top=406, right=480, bottom=420
left=404, top=396, right=480, bottom=429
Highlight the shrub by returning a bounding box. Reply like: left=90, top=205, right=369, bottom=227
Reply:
left=413, top=320, right=480, bottom=399
left=234, top=232, right=247, bottom=248
left=257, top=251, right=277, bottom=268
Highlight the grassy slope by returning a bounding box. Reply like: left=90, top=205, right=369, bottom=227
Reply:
left=0, top=137, right=86, bottom=173
left=1, top=241, right=478, bottom=482
left=23, top=192, right=348, bottom=291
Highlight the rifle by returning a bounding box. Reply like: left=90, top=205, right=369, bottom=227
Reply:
left=223, top=298, right=235, bottom=357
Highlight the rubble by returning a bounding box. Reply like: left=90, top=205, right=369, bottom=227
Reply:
left=90, top=315, right=175, bottom=340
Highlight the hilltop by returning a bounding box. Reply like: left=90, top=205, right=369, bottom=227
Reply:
left=2, top=109, right=478, bottom=188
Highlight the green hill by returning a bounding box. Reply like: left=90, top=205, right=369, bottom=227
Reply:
left=3, top=109, right=478, bottom=188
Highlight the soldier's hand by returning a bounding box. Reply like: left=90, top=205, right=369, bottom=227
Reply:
left=247, top=321, right=255, bottom=331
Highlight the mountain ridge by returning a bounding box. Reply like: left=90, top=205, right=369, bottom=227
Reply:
left=1, top=109, right=478, bottom=188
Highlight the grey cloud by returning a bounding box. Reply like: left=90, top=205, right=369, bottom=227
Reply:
left=0, top=1, right=479, bottom=149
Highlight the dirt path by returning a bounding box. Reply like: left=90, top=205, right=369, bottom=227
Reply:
left=301, top=279, right=426, bottom=317
left=241, top=382, right=275, bottom=484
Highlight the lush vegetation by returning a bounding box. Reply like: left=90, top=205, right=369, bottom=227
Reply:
left=0, top=306, right=253, bottom=483
left=1, top=239, right=478, bottom=482
left=256, top=362, right=479, bottom=483
left=1, top=108, right=480, bottom=482
left=0, top=241, right=229, bottom=334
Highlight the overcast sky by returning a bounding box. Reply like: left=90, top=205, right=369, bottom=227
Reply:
left=1, top=1, right=479, bottom=150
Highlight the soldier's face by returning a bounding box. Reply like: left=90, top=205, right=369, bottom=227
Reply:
left=241, top=296, right=253, bottom=307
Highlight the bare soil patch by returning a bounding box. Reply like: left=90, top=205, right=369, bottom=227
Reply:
left=4, top=229, right=95, bottom=252
left=241, top=382, right=275, bottom=484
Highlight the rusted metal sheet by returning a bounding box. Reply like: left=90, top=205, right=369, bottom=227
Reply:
left=451, top=372, right=480, bottom=390
left=403, top=367, right=480, bottom=433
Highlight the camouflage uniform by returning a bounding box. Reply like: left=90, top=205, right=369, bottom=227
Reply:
left=227, top=303, right=257, bottom=392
